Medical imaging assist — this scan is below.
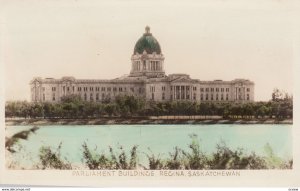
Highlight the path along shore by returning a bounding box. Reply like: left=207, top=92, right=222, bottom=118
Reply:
left=5, top=117, right=293, bottom=126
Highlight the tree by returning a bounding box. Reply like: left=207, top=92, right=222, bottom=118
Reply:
left=272, top=88, right=283, bottom=102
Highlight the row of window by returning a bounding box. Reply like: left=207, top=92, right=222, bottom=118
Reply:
left=133, top=60, right=161, bottom=71
left=200, top=87, right=231, bottom=92
left=170, top=86, right=191, bottom=91
left=150, top=61, right=161, bottom=71
left=56, top=86, right=143, bottom=93
left=200, top=94, right=250, bottom=101
left=51, top=93, right=117, bottom=102
left=151, top=93, right=248, bottom=101
left=45, top=86, right=250, bottom=94
left=48, top=92, right=250, bottom=102
left=200, top=94, right=229, bottom=101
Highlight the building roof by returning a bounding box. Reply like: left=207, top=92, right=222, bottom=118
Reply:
left=133, top=26, right=162, bottom=54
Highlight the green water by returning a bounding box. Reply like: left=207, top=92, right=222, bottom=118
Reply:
left=6, top=124, right=292, bottom=168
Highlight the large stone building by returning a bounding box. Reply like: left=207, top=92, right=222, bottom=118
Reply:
left=30, top=26, right=254, bottom=103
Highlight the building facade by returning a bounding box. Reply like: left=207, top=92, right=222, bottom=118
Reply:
left=30, top=26, right=254, bottom=103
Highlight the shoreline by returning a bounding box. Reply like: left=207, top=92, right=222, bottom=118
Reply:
left=5, top=118, right=293, bottom=126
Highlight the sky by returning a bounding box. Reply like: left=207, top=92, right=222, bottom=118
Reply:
left=1, top=0, right=299, bottom=101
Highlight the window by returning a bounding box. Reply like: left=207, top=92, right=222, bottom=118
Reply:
left=221, top=88, right=224, bottom=92
left=200, top=88, right=204, bottom=92
left=102, top=93, right=105, bottom=100
left=130, top=87, right=134, bottom=92
left=52, top=87, right=56, bottom=91
left=90, top=93, right=93, bottom=101
left=221, top=94, right=224, bottom=100
left=107, top=87, right=111, bottom=92
left=206, top=94, right=208, bottom=100
left=42, top=87, right=45, bottom=91
left=247, top=88, right=250, bottom=92
left=139, top=88, right=142, bottom=93
left=150, top=86, right=155, bottom=92
left=152, top=93, right=154, bottom=100
left=226, top=88, right=229, bottom=92
left=193, top=93, right=196, bottom=100
left=96, top=93, right=99, bottom=101
left=247, top=94, right=250, bottom=100
left=43, top=94, right=45, bottom=101
left=67, top=87, right=69, bottom=91
left=119, top=87, right=123, bottom=92
left=226, top=94, right=229, bottom=100
left=201, top=94, right=203, bottom=101
left=211, top=88, right=214, bottom=92
left=211, top=94, right=213, bottom=100
left=113, top=87, right=117, bottom=92
left=78, top=87, right=81, bottom=91
left=162, top=93, right=165, bottom=100
left=52, top=93, right=55, bottom=101
left=206, top=88, right=209, bottom=92
left=239, top=88, right=241, bottom=92
left=90, top=87, right=93, bottom=91
left=84, top=93, right=87, bottom=101
left=143, top=60, right=146, bottom=70
left=216, top=94, right=219, bottom=100
left=216, top=88, right=219, bottom=92
left=162, top=86, right=166, bottom=91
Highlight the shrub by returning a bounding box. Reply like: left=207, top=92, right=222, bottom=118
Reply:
left=82, top=142, right=138, bottom=170
left=38, top=143, right=72, bottom=170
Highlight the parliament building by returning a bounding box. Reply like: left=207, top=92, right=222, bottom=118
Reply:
left=30, top=26, right=254, bottom=103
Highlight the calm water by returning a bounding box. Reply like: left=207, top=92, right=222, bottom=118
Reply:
left=6, top=124, right=292, bottom=168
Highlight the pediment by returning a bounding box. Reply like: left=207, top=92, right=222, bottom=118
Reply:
left=30, top=78, right=41, bottom=84
left=170, top=77, right=194, bottom=83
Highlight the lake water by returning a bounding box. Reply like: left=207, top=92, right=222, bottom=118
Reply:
left=6, top=124, right=292, bottom=168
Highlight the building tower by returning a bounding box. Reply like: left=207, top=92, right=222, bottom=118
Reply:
left=130, top=26, right=165, bottom=78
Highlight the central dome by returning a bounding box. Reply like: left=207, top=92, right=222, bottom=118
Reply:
left=134, top=26, right=162, bottom=54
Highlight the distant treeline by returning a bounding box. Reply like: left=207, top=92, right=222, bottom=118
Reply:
left=5, top=89, right=292, bottom=119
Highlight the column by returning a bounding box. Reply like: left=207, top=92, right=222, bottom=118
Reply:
left=174, top=86, right=176, bottom=100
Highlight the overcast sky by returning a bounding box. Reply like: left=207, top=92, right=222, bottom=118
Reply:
left=1, top=0, right=299, bottom=101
